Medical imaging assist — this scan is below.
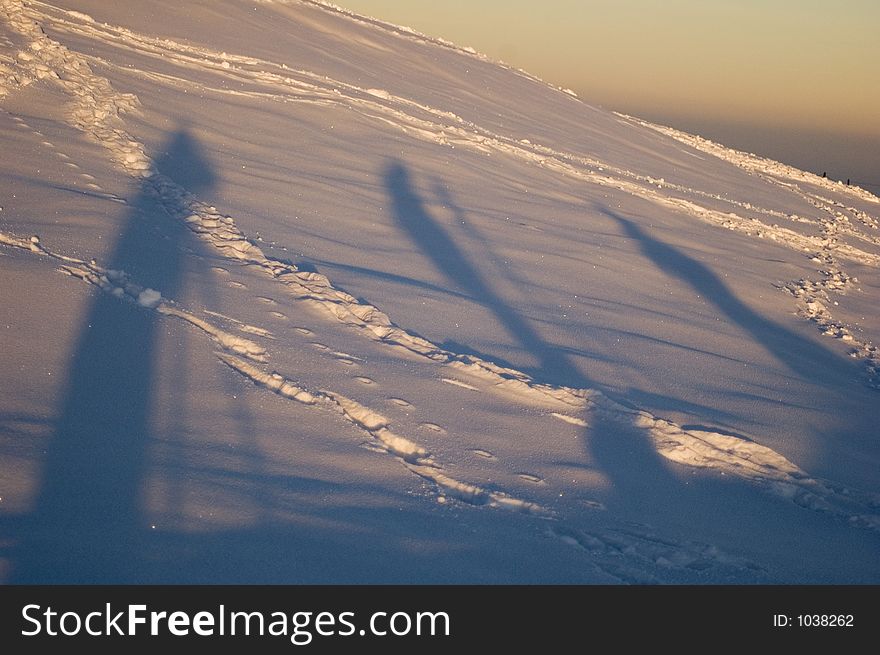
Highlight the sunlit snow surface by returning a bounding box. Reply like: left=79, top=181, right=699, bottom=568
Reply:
left=1, top=0, right=878, bottom=583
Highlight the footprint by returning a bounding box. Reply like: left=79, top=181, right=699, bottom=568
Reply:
left=79, top=173, right=95, bottom=180
left=227, top=280, right=247, bottom=289
left=387, top=397, right=413, bottom=408
left=55, top=152, right=70, bottom=159
left=203, top=309, right=240, bottom=324
left=65, top=162, right=80, bottom=169
left=269, top=311, right=288, bottom=320
left=310, top=342, right=329, bottom=351
left=239, top=324, right=273, bottom=338
left=256, top=296, right=277, bottom=305
left=441, top=377, right=479, bottom=391
left=419, top=422, right=446, bottom=434
left=294, top=327, right=313, bottom=335
left=41, top=141, right=54, bottom=148
left=32, top=130, right=43, bottom=136
left=550, top=412, right=588, bottom=427
left=336, top=358, right=357, bottom=367
left=85, top=183, right=103, bottom=191
left=471, top=449, right=497, bottom=460
left=332, top=351, right=362, bottom=362
left=210, top=266, right=229, bottom=275
left=355, top=376, right=375, bottom=385
left=517, top=473, right=545, bottom=484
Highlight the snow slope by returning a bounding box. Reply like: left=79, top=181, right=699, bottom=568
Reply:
left=1, top=0, right=878, bottom=583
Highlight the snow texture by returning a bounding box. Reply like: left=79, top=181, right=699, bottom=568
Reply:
left=1, top=0, right=878, bottom=583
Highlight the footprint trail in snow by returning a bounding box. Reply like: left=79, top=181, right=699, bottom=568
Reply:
left=2, top=0, right=879, bottom=583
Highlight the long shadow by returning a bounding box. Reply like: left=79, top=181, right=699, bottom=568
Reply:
left=587, top=203, right=880, bottom=537
left=602, top=205, right=861, bottom=387
left=385, top=160, right=587, bottom=388
left=383, top=159, right=693, bottom=522
left=305, top=257, right=477, bottom=303
left=11, top=129, right=217, bottom=582
left=382, top=162, right=866, bottom=554
left=599, top=205, right=880, bottom=504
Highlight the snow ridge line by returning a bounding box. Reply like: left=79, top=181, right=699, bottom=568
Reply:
left=3, top=0, right=879, bottom=529
left=0, top=241, right=764, bottom=580
left=781, top=193, right=880, bottom=387
left=6, top=224, right=877, bottom=533
left=588, top=392, right=880, bottom=531
left=259, top=0, right=493, bottom=61
left=29, top=0, right=494, bottom=128
left=0, top=225, right=548, bottom=517
left=623, top=114, right=880, bottom=386
left=215, top=352, right=552, bottom=517
left=0, top=0, right=604, bottom=412
left=623, top=114, right=879, bottom=205
left=258, top=0, right=581, bottom=98
left=0, top=230, right=268, bottom=361
left=24, top=1, right=880, bottom=268
left=0, top=0, right=148, bottom=173
left=210, top=354, right=775, bottom=581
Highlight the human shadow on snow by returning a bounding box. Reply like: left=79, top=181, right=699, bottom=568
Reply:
left=381, top=159, right=880, bottom=582
left=383, top=159, right=698, bottom=526
left=602, top=205, right=862, bottom=388
left=10, top=129, right=216, bottom=582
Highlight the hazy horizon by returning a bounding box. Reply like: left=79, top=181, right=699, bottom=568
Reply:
left=341, top=0, right=879, bottom=193
left=615, top=110, right=880, bottom=193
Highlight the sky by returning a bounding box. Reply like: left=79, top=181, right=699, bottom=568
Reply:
left=339, top=0, right=880, bottom=191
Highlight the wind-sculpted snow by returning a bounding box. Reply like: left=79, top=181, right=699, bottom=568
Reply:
left=218, top=352, right=551, bottom=516
left=8, top=1, right=878, bottom=389
left=1, top=0, right=879, bottom=582
left=0, top=231, right=268, bottom=361
left=16, top=1, right=880, bottom=268
left=623, top=114, right=880, bottom=387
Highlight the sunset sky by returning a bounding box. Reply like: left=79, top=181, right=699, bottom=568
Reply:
left=341, top=0, right=880, bottom=188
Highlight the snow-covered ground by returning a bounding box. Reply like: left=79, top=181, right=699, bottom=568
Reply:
left=1, top=0, right=878, bottom=583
